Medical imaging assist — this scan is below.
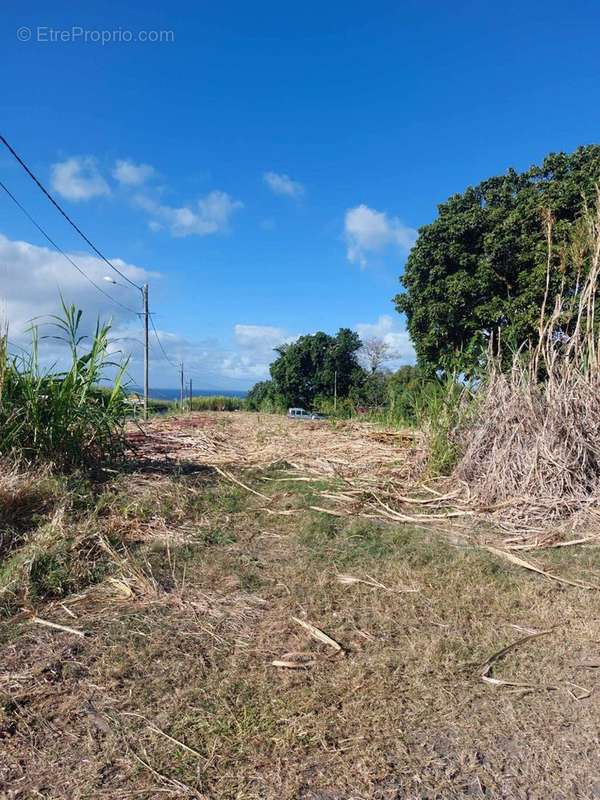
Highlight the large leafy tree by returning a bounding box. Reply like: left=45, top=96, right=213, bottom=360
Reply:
left=395, top=146, right=600, bottom=375
left=269, top=328, right=363, bottom=408
left=245, top=380, right=284, bottom=412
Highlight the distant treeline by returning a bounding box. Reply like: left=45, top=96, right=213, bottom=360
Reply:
left=244, top=327, right=436, bottom=425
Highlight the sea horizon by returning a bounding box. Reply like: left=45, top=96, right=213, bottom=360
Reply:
left=128, top=387, right=248, bottom=401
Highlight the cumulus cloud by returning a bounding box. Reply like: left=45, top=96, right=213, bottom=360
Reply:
left=0, top=233, right=152, bottom=338
left=0, top=232, right=293, bottom=389
left=344, top=205, right=416, bottom=268
left=113, top=159, right=156, bottom=187
left=0, top=232, right=158, bottom=384
left=129, top=323, right=296, bottom=387
left=234, top=324, right=290, bottom=350
left=224, top=324, right=297, bottom=379
left=263, top=171, right=304, bottom=199
left=137, top=190, right=243, bottom=237
left=50, top=156, right=111, bottom=201
left=355, top=315, right=415, bottom=367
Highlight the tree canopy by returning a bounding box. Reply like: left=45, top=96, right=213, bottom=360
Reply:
left=268, top=328, right=363, bottom=408
left=395, top=145, right=600, bottom=375
left=245, top=380, right=284, bottom=412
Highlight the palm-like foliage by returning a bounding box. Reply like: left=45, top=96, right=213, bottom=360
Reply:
left=0, top=301, right=129, bottom=470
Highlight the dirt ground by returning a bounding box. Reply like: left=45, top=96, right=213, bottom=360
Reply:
left=3, top=413, right=600, bottom=799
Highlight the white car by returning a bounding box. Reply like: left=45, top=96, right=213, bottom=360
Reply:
left=287, top=407, right=323, bottom=420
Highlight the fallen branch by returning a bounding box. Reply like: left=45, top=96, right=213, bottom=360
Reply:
left=484, top=546, right=599, bottom=589
left=214, top=466, right=270, bottom=500
left=291, top=616, right=343, bottom=652
left=480, top=628, right=556, bottom=689
left=30, top=616, right=86, bottom=638
left=336, top=573, right=419, bottom=593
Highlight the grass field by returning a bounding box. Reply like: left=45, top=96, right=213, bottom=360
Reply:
left=2, top=413, right=600, bottom=799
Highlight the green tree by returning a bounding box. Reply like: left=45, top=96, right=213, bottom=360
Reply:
left=395, top=145, right=600, bottom=375
left=268, top=328, right=363, bottom=408
left=386, top=365, right=426, bottom=423
left=245, top=380, right=284, bottom=412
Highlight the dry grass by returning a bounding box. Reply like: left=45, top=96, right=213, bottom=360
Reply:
left=128, top=412, right=424, bottom=484
left=456, top=364, right=600, bottom=522
left=456, top=196, right=600, bottom=532
left=3, top=459, right=600, bottom=798
left=0, top=464, right=58, bottom=557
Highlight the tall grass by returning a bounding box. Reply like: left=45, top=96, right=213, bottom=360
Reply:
left=456, top=192, right=600, bottom=522
left=0, top=301, right=129, bottom=470
left=410, top=378, right=470, bottom=475
left=190, top=395, right=245, bottom=412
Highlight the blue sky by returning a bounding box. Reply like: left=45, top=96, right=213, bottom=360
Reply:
left=2, top=0, right=600, bottom=388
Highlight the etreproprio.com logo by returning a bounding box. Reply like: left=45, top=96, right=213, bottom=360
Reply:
left=16, top=26, right=175, bottom=44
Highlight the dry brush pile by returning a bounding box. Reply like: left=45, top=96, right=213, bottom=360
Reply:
left=125, top=198, right=600, bottom=542
left=456, top=197, right=600, bottom=531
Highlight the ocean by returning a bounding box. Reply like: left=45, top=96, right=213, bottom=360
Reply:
left=130, top=387, right=247, bottom=401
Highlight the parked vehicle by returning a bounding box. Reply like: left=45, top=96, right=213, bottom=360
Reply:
left=287, top=407, right=324, bottom=420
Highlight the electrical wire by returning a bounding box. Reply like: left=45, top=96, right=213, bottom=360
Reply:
left=0, top=134, right=213, bottom=388
left=0, top=178, right=141, bottom=315
left=148, top=314, right=215, bottom=383
left=149, top=312, right=180, bottom=369
left=0, top=133, right=141, bottom=290
left=148, top=314, right=218, bottom=387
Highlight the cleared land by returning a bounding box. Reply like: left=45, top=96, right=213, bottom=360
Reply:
left=2, top=413, right=600, bottom=799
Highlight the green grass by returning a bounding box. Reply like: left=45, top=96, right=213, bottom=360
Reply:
left=191, top=395, right=246, bottom=412
left=4, top=449, right=600, bottom=799
left=0, top=300, right=129, bottom=470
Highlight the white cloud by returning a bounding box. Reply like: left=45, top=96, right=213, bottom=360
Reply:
left=113, top=159, right=156, bottom=187
left=355, top=315, right=415, bottom=367
left=0, top=232, right=294, bottom=389
left=0, top=233, right=153, bottom=338
left=137, top=190, right=243, bottom=237
left=264, top=171, right=304, bottom=199
left=234, top=324, right=290, bottom=350
left=0, top=232, right=158, bottom=386
left=224, top=324, right=297, bottom=379
left=50, top=157, right=110, bottom=201
left=344, top=205, right=416, bottom=268
left=133, top=323, right=296, bottom=387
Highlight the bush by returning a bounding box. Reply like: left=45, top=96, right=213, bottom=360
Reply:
left=190, top=395, right=245, bottom=412
left=455, top=195, right=600, bottom=522
left=413, top=378, right=469, bottom=475
left=313, top=395, right=355, bottom=419
left=246, top=380, right=286, bottom=413
left=0, top=301, right=129, bottom=470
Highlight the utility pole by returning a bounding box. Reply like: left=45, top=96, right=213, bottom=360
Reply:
left=189, top=378, right=193, bottom=413
left=105, top=276, right=150, bottom=421
left=142, top=283, right=149, bottom=421
left=180, top=362, right=184, bottom=411
left=334, top=370, right=337, bottom=411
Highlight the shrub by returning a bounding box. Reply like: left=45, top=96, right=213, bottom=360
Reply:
left=0, top=301, right=128, bottom=470
left=455, top=194, right=600, bottom=521
left=246, top=380, right=286, bottom=413
left=190, top=395, right=245, bottom=412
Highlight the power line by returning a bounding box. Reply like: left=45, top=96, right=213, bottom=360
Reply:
left=149, top=312, right=180, bottom=370
left=149, top=315, right=212, bottom=385
left=148, top=315, right=211, bottom=383
left=0, top=134, right=211, bottom=394
left=0, top=132, right=141, bottom=290
left=0, top=178, right=140, bottom=315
